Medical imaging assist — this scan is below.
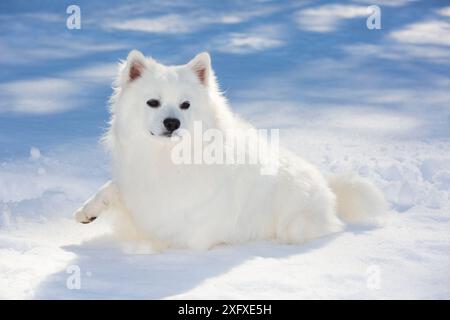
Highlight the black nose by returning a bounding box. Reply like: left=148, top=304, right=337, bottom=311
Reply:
left=163, top=118, right=180, bottom=132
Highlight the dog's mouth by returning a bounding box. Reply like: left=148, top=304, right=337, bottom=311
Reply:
left=150, top=131, right=174, bottom=138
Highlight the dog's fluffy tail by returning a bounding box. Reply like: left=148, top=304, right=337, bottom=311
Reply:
left=328, top=173, right=388, bottom=225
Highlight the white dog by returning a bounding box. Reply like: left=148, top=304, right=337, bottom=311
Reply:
left=75, top=50, right=387, bottom=251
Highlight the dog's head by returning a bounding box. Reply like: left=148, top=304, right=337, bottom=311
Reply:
left=111, top=50, right=219, bottom=143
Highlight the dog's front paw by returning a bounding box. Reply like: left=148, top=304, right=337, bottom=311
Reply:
left=74, top=208, right=97, bottom=224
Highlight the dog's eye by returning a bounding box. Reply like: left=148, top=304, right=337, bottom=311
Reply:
left=146, top=99, right=160, bottom=108
left=180, top=101, right=190, bottom=110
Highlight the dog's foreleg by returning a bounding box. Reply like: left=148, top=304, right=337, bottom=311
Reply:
left=74, top=180, right=120, bottom=224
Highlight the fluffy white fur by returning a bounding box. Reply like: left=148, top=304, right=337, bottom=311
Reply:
left=74, top=50, right=387, bottom=251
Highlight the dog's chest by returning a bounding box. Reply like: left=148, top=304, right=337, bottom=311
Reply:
left=115, top=147, right=247, bottom=236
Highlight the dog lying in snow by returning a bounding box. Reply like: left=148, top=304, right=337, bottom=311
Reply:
left=74, top=50, right=387, bottom=250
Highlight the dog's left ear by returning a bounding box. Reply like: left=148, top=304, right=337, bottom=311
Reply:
left=187, top=52, right=211, bottom=87
left=121, top=50, right=148, bottom=85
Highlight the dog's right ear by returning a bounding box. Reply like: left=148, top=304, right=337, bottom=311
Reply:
left=121, top=50, right=147, bottom=84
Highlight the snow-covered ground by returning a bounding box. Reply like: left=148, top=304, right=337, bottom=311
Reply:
left=0, top=0, right=449, bottom=299
left=1, top=117, right=449, bottom=299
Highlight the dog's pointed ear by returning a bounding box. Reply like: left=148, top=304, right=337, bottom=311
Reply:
left=123, top=50, right=147, bottom=83
left=187, top=52, right=211, bottom=86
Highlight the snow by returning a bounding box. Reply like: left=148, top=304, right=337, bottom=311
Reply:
left=1, top=126, right=448, bottom=299
left=0, top=0, right=449, bottom=299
